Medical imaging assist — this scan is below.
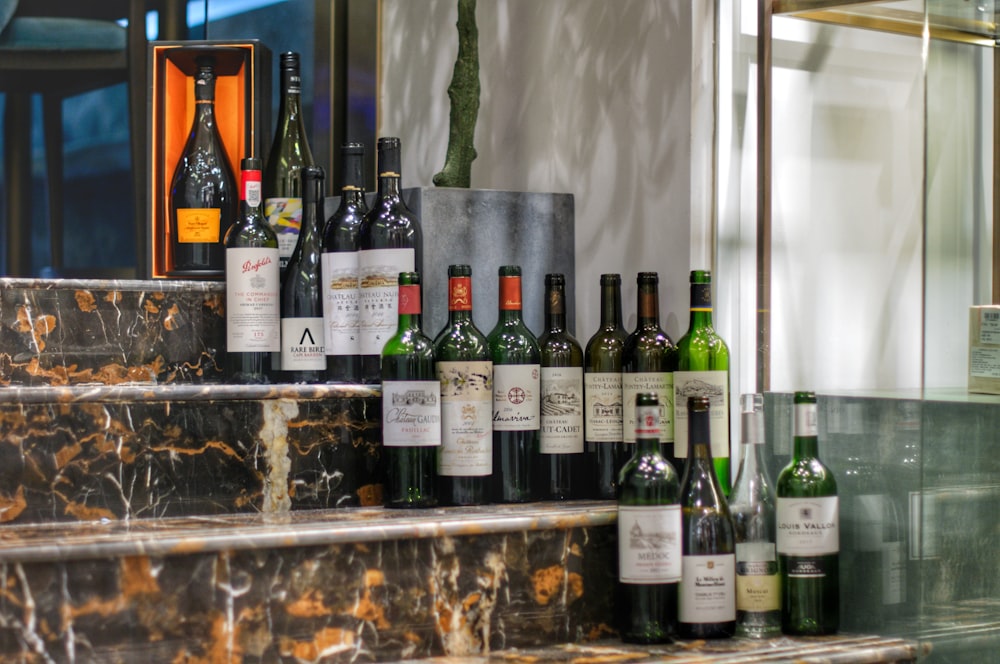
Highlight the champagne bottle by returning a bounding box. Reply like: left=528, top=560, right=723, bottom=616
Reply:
left=381, top=271, right=440, bottom=508
left=623, top=272, right=677, bottom=466
left=169, top=56, right=237, bottom=276
left=730, top=394, right=780, bottom=638
left=264, top=52, right=316, bottom=273
left=487, top=265, right=540, bottom=503
left=679, top=395, right=736, bottom=639
left=674, top=270, right=732, bottom=493
left=358, top=137, right=422, bottom=384
left=434, top=264, right=493, bottom=506
left=322, top=143, right=368, bottom=383
left=279, top=166, right=326, bottom=383
left=224, top=157, right=280, bottom=383
left=617, top=392, right=681, bottom=644
left=538, top=273, right=584, bottom=500
left=585, top=274, right=627, bottom=499
left=777, top=391, right=839, bottom=635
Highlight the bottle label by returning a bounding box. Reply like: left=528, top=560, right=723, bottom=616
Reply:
left=735, top=542, right=779, bottom=612
left=225, top=248, right=280, bottom=352
left=242, top=171, right=262, bottom=207
left=492, top=364, right=540, bottom=431
left=438, top=361, right=493, bottom=476
left=358, top=247, right=415, bottom=355
left=883, top=541, right=904, bottom=605
left=584, top=372, right=623, bottom=442
left=680, top=553, right=736, bottom=623
left=280, top=317, right=326, bottom=370
left=673, top=370, right=729, bottom=459
left=382, top=380, right=442, bottom=447
left=776, top=496, right=839, bottom=556
left=622, top=372, right=673, bottom=443
left=618, top=505, right=682, bottom=584
left=176, top=208, right=221, bottom=243
left=449, top=277, right=473, bottom=311
left=540, top=367, right=584, bottom=454
left=398, top=285, right=421, bottom=315
left=634, top=405, right=660, bottom=439
left=264, top=197, right=303, bottom=264
left=978, top=308, right=1000, bottom=344
left=321, top=251, right=360, bottom=357
left=499, top=276, right=522, bottom=310
left=794, top=402, right=819, bottom=437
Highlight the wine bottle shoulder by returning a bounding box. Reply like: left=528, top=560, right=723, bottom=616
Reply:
left=433, top=322, right=490, bottom=360
left=487, top=324, right=540, bottom=362
left=776, top=458, right=838, bottom=497
left=225, top=219, right=278, bottom=249
left=322, top=205, right=366, bottom=252
left=539, top=330, right=583, bottom=366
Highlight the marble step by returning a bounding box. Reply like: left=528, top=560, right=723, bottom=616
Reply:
left=0, top=383, right=381, bottom=525
left=0, top=501, right=617, bottom=663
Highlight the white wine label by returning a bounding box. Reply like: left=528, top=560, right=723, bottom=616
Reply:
left=438, top=361, right=493, bottom=476
left=673, top=370, right=729, bottom=459
left=735, top=542, right=779, bottom=612
left=776, top=496, right=839, bottom=556
left=280, top=317, right=325, bottom=370
left=492, top=364, right=540, bottom=431
left=264, top=197, right=303, bottom=264
left=540, top=367, right=584, bottom=454
left=680, top=553, right=736, bottom=623
left=970, top=346, right=1000, bottom=379
left=225, top=248, right=280, bottom=352
left=321, top=251, right=360, bottom=356
left=794, top=402, right=819, bottom=437
left=883, top=541, right=904, bottom=605
left=617, top=505, right=682, bottom=584
left=622, top=372, right=673, bottom=443
left=979, top=309, right=1000, bottom=344
left=584, top=372, right=623, bottom=442
left=382, top=380, right=442, bottom=447
left=358, top=247, right=415, bottom=356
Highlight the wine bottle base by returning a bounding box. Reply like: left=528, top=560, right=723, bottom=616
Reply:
left=167, top=268, right=224, bottom=279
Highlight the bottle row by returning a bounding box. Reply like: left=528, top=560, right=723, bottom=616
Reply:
left=617, top=391, right=840, bottom=643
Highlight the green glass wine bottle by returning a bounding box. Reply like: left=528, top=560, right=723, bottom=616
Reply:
left=679, top=395, right=736, bottom=639
left=776, top=391, right=839, bottom=635
left=585, top=274, right=627, bottom=499
left=538, top=273, right=584, bottom=500
left=674, top=269, right=731, bottom=494
left=487, top=265, right=540, bottom=503
left=434, top=264, right=493, bottom=506
left=381, top=272, right=440, bottom=508
left=617, top=392, right=681, bottom=644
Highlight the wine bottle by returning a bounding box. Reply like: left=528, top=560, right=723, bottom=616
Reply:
left=279, top=166, right=326, bottom=383
left=674, top=269, right=732, bottom=493
left=679, top=395, right=736, bottom=639
left=538, top=273, right=584, bottom=500
left=322, top=143, right=368, bottom=383
left=358, top=137, right=422, bottom=384
left=224, top=157, right=280, bottom=383
left=434, top=264, right=493, bottom=506
left=264, top=52, right=316, bottom=273
left=585, top=274, right=627, bottom=499
left=487, top=265, right=540, bottom=503
left=776, top=391, right=839, bottom=635
left=729, top=394, right=780, bottom=638
left=169, top=55, right=237, bottom=277
left=381, top=271, right=440, bottom=508
left=617, top=392, right=681, bottom=644
left=623, top=272, right=677, bottom=467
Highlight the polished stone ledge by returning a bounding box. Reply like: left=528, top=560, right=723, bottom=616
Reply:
left=0, top=500, right=617, bottom=564
left=0, top=381, right=379, bottom=404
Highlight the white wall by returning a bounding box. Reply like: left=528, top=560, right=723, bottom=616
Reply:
left=380, top=0, right=694, bottom=341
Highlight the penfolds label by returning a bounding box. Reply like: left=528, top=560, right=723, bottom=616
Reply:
left=622, top=372, right=673, bottom=443
left=673, top=370, right=729, bottom=459
left=492, top=364, right=540, bottom=431
left=584, top=372, right=623, bottom=442
left=241, top=170, right=262, bottom=207
left=438, top=360, right=493, bottom=476
left=225, top=247, right=280, bottom=352
left=321, top=251, right=359, bottom=357
left=382, top=380, right=442, bottom=447
left=540, top=367, right=584, bottom=453
left=618, top=505, right=682, bottom=583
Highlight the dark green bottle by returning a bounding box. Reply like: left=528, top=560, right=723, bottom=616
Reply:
left=622, top=272, right=677, bottom=468
left=679, top=395, right=736, bottom=639
left=434, top=265, right=493, bottom=506
left=224, top=157, right=280, bottom=384
left=381, top=272, right=440, bottom=508
left=487, top=265, right=540, bottom=503
left=585, top=274, right=627, bottom=499
left=617, top=392, right=681, bottom=643
left=777, top=391, right=839, bottom=635
left=674, top=269, right=731, bottom=493
left=538, top=273, right=584, bottom=500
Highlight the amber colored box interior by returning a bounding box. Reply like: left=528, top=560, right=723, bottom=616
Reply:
left=147, top=40, right=271, bottom=279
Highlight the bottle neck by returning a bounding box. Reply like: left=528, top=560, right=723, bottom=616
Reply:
left=544, top=285, right=567, bottom=333
left=793, top=401, right=820, bottom=460
left=687, top=407, right=721, bottom=482
left=600, top=282, right=623, bottom=330
left=240, top=170, right=262, bottom=214
left=341, top=153, right=366, bottom=204
left=299, top=178, right=323, bottom=246
left=377, top=173, right=401, bottom=199
left=498, top=276, right=524, bottom=324
left=688, top=281, right=714, bottom=329
left=637, top=286, right=660, bottom=326
left=447, top=276, right=473, bottom=324
left=279, top=67, right=304, bottom=119
left=397, top=284, right=423, bottom=332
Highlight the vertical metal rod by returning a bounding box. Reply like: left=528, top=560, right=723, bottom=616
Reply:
left=993, top=47, right=1000, bottom=304
left=756, top=0, right=773, bottom=392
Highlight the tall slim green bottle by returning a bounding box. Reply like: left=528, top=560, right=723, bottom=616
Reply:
left=487, top=265, right=540, bottom=503
left=539, top=273, right=584, bottom=500
left=777, top=391, right=839, bottom=635
left=617, top=392, right=681, bottom=643
left=381, top=272, right=440, bottom=508
left=585, top=274, right=627, bottom=499
left=674, top=269, right=731, bottom=493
